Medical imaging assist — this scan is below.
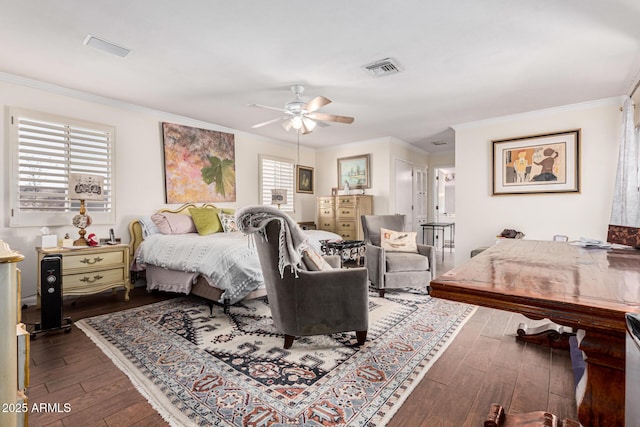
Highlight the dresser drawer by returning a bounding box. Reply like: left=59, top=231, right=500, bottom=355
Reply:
left=318, top=219, right=335, bottom=231
left=338, top=231, right=356, bottom=240
left=337, top=196, right=356, bottom=207
left=337, top=221, right=356, bottom=232
left=63, top=250, right=125, bottom=271
left=318, top=207, right=334, bottom=217
left=336, top=207, right=356, bottom=219
left=64, top=267, right=126, bottom=291
left=317, top=197, right=334, bottom=207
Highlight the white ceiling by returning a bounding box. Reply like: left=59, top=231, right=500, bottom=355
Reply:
left=2, top=1, right=639, bottom=152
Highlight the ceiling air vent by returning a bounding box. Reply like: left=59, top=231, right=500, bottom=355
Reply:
left=83, top=34, right=131, bottom=57
left=431, top=140, right=447, bottom=146
left=362, top=58, right=402, bottom=77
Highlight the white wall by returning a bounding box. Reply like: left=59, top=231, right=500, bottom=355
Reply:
left=453, top=97, right=622, bottom=266
left=0, top=78, right=315, bottom=300
left=315, top=137, right=429, bottom=215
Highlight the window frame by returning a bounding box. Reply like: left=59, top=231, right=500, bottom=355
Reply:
left=9, top=107, right=116, bottom=227
left=259, top=154, right=295, bottom=212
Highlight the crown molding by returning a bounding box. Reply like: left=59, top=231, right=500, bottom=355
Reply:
left=451, top=96, right=625, bottom=131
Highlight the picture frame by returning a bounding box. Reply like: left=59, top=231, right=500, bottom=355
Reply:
left=296, top=165, right=314, bottom=194
left=161, top=122, right=236, bottom=203
left=492, top=129, right=580, bottom=195
left=337, top=154, right=371, bottom=189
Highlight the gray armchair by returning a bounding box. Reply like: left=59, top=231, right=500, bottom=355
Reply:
left=361, top=214, right=436, bottom=297
left=253, top=220, right=369, bottom=349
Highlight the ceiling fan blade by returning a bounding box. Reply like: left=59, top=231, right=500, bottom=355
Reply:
left=248, top=103, right=287, bottom=113
left=307, top=112, right=355, bottom=124
left=304, top=96, right=331, bottom=113
left=252, top=116, right=285, bottom=128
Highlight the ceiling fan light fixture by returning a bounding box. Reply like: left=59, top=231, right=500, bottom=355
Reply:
left=302, top=117, right=317, bottom=131
left=290, top=116, right=303, bottom=130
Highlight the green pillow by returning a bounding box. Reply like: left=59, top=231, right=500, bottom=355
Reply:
left=188, top=207, right=236, bottom=235
left=189, top=207, right=223, bottom=235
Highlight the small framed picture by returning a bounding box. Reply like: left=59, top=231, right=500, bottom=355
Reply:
left=296, top=165, right=314, bottom=194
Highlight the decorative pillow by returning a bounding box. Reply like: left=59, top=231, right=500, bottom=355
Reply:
left=302, top=248, right=334, bottom=271
left=138, top=216, right=160, bottom=238
left=151, top=212, right=197, bottom=235
left=380, top=227, right=418, bottom=252
left=189, top=207, right=223, bottom=235
left=218, top=213, right=238, bottom=233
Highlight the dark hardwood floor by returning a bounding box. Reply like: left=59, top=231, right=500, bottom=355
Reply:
left=21, top=250, right=577, bottom=426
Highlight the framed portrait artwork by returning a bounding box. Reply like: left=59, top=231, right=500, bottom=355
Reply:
left=337, top=154, right=371, bottom=189
left=492, top=129, right=580, bottom=195
left=296, top=165, right=314, bottom=194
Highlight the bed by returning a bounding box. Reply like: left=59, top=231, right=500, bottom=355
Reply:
left=128, top=203, right=341, bottom=313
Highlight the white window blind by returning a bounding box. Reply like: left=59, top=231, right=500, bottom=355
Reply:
left=9, top=108, right=115, bottom=227
left=259, top=155, right=294, bottom=212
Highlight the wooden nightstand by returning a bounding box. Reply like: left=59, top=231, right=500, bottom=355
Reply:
left=36, top=244, right=131, bottom=307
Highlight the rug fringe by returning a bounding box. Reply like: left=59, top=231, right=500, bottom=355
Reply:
left=75, top=320, right=195, bottom=427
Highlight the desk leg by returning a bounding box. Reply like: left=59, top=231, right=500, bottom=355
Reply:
left=577, top=329, right=625, bottom=427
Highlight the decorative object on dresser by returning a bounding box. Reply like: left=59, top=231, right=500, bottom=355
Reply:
left=0, top=240, right=28, bottom=427
left=36, top=244, right=130, bottom=307
left=361, top=214, right=436, bottom=297
left=317, top=194, right=373, bottom=240
left=76, top=290, right=475, bottom=426
left=68, top=172, right=105, bottom=246
left=337, top=154, right=371, bottom=189
left=162, top=122, right=236, bottom=203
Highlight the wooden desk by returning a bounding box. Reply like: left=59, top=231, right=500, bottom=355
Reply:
left=430, top=240, right=640, bottom=427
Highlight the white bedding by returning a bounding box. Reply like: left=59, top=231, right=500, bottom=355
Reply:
left=136, top=229, right=342, bottom=304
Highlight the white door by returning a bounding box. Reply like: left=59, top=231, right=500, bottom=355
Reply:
left=394, top=159, right=414, bottom=231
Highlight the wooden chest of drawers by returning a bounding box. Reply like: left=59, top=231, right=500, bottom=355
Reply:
left=317, top=195, right=373, bottom=240
left=36, top=244, right=131, bottom=307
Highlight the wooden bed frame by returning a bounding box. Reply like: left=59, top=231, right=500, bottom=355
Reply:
left=128, top=203, right=266, bottom=314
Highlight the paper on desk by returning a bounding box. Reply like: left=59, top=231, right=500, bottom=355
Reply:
left=569, top=237, right=612, bottom=249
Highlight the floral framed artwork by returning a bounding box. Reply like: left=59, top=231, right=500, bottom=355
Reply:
left=492, top=129, right=580, bottom=195
left=296, top=165, right=314, bottom=194
left=162, top=122, right=236, bottom=203
left=337, top=154, right=371, bottom=189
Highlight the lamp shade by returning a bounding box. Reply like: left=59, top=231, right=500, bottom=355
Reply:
left=68, top=173, right=105, bottom=201
left=271, top=188, right=287, bottom=205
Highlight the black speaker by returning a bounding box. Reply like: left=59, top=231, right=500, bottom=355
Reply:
left=41, top=254, right=63, bottom=330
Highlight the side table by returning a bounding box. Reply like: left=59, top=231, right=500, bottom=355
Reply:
left=36, top=244, right=131, bottom=307
left=320, top=240, right=366, bottom=266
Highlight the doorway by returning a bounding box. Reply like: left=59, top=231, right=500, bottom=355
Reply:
left=394, top=159, right=414, bottom=231
left=433, top=167, right=455, bottom=250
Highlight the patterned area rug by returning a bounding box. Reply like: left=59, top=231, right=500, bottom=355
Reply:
left=77, top=290, right=475, bottom=426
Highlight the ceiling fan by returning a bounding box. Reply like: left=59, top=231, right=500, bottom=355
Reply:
left=249, top=85, right=355, bottom=135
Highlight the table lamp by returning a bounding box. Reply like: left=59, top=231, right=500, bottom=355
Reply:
left=271, top=189, right=287, bottom=210
left=68, top=173, right=104, bottom=245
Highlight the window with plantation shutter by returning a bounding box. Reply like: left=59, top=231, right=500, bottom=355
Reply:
left=259, top=154, right=294, bottom=212
left=9, top=108, right=115, bottom=227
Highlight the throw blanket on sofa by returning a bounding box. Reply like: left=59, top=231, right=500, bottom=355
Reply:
left=135, top=232, right=262, bottom=304
left=236, top=205, right=310, bottom=278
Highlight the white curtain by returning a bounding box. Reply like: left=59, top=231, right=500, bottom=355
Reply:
left=611, top=96, right=640, bottom=227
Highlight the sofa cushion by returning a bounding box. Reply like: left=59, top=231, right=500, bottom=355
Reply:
left=385, top=251, right=430, bottom=272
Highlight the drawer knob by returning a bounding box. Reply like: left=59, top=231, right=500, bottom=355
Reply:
left=80, top=274, right=104, bottom=283
left=81, top=256, right=103, bottom=265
